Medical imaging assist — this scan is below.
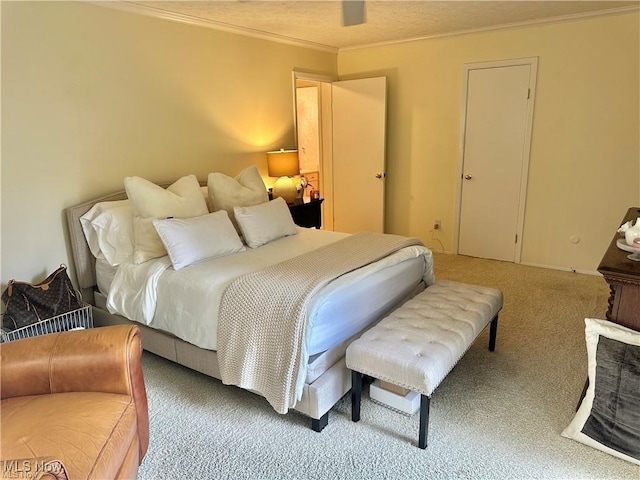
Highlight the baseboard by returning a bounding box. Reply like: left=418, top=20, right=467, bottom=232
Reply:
left=429, top=248, right=455, bottom=255
left=432, top=251, right=601, bottom=276
left=519, top=262, right=600, bottom=276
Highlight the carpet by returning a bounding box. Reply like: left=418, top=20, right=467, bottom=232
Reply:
left=137, top=253, right=638, bottom=479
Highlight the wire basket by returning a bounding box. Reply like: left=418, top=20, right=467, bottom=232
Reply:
left=1, top=304, right=93, bottom=343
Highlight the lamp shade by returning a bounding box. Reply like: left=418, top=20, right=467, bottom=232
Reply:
left=267, top=149, right=300, bottom=177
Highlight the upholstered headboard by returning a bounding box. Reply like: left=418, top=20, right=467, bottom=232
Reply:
left=65, top=190, right=130, bottom=303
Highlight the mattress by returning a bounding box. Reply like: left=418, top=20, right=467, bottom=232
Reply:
left=103, top=228, right=432, bottom=357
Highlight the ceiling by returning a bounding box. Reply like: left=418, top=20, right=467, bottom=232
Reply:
left=120, top=1, right=639, bottom=51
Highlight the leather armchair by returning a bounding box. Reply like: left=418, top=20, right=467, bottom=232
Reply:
left=1, top=325, right=149, bottom=479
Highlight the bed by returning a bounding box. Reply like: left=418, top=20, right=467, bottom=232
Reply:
left=65, top=172, right=434, bottom=431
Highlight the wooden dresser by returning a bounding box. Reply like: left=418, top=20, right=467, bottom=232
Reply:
left=597, top=207, right=640, bottom=332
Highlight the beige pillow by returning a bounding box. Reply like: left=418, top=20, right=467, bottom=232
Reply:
left=201, top=186, right=212, bottom=212
left=207, top=166, right=269, bottom=231
left=124, top=175, right=209, bottom=264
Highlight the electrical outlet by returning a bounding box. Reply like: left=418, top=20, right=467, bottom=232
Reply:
left=434, top=219, right=441, bottom=230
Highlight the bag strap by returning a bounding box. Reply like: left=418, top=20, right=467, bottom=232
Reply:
left=4, top=265, right=68, bottom=293
left=37, top=264, right=68, bottom=290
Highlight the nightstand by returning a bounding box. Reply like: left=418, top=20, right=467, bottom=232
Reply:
left=289, top=199, right=324, bottom=229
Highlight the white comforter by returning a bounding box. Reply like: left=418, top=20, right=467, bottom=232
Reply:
left=106, top=228, right=434, bottom=351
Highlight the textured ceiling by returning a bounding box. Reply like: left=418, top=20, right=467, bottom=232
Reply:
left=122, top=1, right=639, bottom=50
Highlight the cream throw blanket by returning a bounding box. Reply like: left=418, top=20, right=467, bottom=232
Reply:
left=217, top=232, right=428, bottom=414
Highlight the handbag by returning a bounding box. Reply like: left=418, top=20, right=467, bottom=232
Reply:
left=1, top=264, right=83, bottom=331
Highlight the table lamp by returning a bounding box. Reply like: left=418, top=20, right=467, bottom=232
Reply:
left=267, top=149, right=300, bottom=204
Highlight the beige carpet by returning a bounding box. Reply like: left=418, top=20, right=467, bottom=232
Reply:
left=137, top=253, right=638, bottom=479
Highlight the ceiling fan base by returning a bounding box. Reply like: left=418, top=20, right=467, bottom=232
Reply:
left=342, top=0, right=366, bottom=26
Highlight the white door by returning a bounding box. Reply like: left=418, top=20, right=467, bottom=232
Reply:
left=457, top=60, right=536, bottom=262
left=332, top=77, right=387, bottom=233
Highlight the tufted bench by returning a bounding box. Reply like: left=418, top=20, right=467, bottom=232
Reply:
left=345, top=280, right=503, bottom=449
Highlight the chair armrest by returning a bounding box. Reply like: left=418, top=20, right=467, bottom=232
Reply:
left=1, top=325, right=149, bottom=460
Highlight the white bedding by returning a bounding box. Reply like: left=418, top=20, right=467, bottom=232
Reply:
left=106, top=228, right=433, bottom=356
left=95, top=258, right=118, bottom=295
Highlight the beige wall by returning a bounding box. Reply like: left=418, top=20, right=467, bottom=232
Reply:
left=1, top=2, right=336, bottom=285
left=338, top=12, right=640, bottom=272
left=2, top=4, right=638, bottom=290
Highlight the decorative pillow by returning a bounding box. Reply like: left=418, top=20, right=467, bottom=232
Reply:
left=234, top=197, right=298, bottom=248
left=562, top=318, right=640, bottom=465
left=201, top=186, right=212, bottom=212
left=153, top=211, right=245, bottom=270
left=80, top=200, right=134, bottom=266
left=124, top=175, right=209, bottom=264
left=207, top=166, right=268, bottom=230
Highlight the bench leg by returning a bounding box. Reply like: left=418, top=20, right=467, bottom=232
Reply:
left=419, top=395, right=430, bottom=449
left=351, top=370, right=362, bottom=422
left=311, top=412, right=329, bottom=432
left=489, top=314, right=499, bottom=352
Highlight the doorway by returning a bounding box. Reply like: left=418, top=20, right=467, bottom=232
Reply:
left=455, top=58, right=538, bottom=262
left=293, top=72, right=335, bottom=230
left=293, top=72, right=388, bottom=234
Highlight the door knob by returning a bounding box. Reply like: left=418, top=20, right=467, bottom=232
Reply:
left=375, top=173, right=385, bottom=179
left=464, top=174, right=473, bottom=180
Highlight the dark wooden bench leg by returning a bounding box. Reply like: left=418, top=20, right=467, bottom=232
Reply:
left=351, top=370, right=362, bottom=422
left=489, top=314, right=499, bottom=352
left=311, top=412, right=329, bottom=432
left=419, top=395, right=430, bottom=449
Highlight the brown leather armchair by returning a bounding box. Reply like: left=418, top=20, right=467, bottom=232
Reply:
left=1, top=325, right=149, bottom=479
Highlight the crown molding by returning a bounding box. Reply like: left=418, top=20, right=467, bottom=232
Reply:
left=91, top=1, right=339, bottom=54
left=340, top=5, right=640, bottom=52
left=89, top=2, right=638, bottom=54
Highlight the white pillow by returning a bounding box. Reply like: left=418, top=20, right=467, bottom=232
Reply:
left=234, top=197, right=298, bottom=248
left=124, top=175, right=209, bottom=264
left=153, top=211, right=245, bottom=270
left=80, top=200, right=134, bottom=266
left=207, top=166, right=268, bottom=230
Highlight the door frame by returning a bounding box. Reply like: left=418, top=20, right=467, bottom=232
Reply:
left=453, top=57, right=538, bottom=262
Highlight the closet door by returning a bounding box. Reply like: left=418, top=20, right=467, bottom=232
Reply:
left=457, top=59, right=537, bottom=262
